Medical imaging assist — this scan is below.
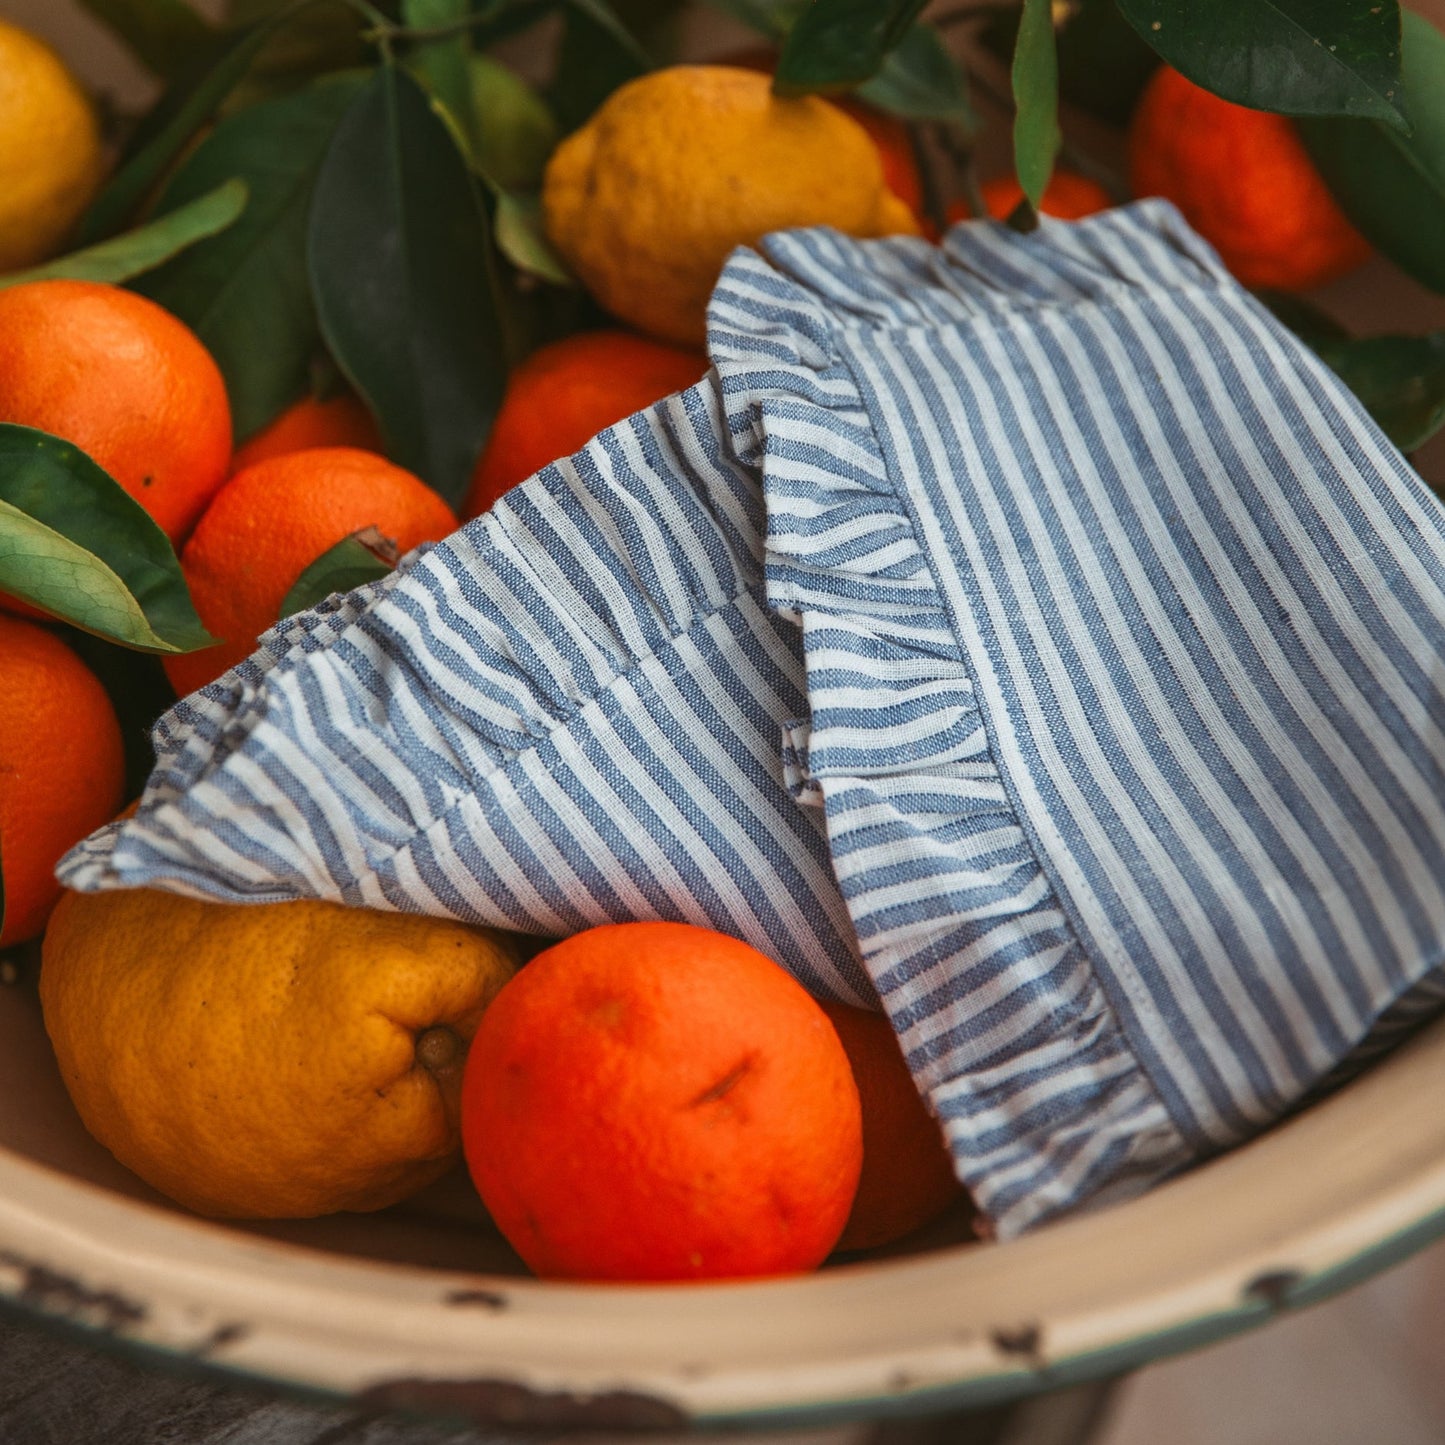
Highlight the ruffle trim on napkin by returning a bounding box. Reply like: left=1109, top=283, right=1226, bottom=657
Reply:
left=708, top=221, right=1193, bottom=1234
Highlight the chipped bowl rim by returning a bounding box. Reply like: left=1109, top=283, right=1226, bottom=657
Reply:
left=1, top=1015, right=1443, bottom=1429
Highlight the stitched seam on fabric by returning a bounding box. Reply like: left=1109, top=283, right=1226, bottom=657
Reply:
left=825, top=325, right=1203, bottom=1153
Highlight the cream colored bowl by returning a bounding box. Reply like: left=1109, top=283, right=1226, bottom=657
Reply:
left=2, top=970, right=1444, bottom=1429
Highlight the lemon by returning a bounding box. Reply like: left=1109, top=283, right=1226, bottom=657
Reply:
left=0, top=19, right=104, bottom=272
left=41, top=889, right=521, bottom=1218
left=543, top=65, right=920, bottom=346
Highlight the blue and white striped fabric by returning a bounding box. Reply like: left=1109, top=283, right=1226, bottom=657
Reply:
left=61, top=201, right=1445, bottom=1236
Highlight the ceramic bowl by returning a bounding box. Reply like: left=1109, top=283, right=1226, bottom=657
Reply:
left=2, top=968, right=1443, bottom=1431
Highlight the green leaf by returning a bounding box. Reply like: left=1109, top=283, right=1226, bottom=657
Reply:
left=404, top=0, right=475, bottom=135
left=134, top=73, right=367, bottom=444
left=280, top=527, right=399, bottom=617
left=77, top=0, right=217, bottom=78
left=309, top=64, right=508, bottom=506
left=1313, top=332, right=1445, bottom=453
left=982, top=0, right=1158, bottom=128
left=0, top=180, right=247, bottom=291
left=1300, top=11, right=1445, bottom=296
left=548, top=0, right=653, bottom=130
left=77, top=5, right=307, bottom=245
left=494, top=192, right=574, bottom=284
left=857, top=24, right=975, bottom=131
left=467, top=56, right=561, bottom=192
left=0, top=426, right=214, bottom=653
left=1011, top=0, right=1059, bottom=215
left=774, top=0, right=930, bottom=96
left=1114, top=0, right=1407, bottom=129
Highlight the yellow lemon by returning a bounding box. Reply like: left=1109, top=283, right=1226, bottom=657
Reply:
left=0, top=19, right=104, bottom=272
left=41, top=889, right=521, bottom=1218
left=542, top=65, right=921, bottom=346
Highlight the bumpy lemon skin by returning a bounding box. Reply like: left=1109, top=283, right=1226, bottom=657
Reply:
left=0, top=20, right=104, bottom=272
left=543, top=66, right=921, bottom=347
left=40, top=889, right=521, bottom=1219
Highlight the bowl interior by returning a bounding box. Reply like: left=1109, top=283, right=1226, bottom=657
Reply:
left=0, top=963, right=975, bottom=1274
left=4, top=960, right=1445, bottom=1431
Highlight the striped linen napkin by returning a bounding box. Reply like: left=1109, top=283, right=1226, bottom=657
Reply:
left=60, top=201, right=1445, bottom=1237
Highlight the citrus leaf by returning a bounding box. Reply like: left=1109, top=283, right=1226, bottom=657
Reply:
left=1312, top=332, right=1445, bottom=453
left=1114, top=0, right=1407, bottom=129
left=135, top=72, right=368, bottom=444
left=77, top=0, right=217, bottom=78
left=468, top=56, right=561, bottom=192
left=1011, top=0, right=1059, bottom=216
left=982, top=0, right=1158, bottom=128
left=774, top=0, right=930, bottom=95
left=404, top=0, right=475, bottom=135
left=77, top=4, right=310, bottom=244
left=0, top=180, right=247, bottom=292
left=1300, top=11, right=1445, bottom=296
left=309, top=64, right=508, bottom=506
left=494, top=193, right=574, bottom=285
left=280, top=527, right=400, bottom=618
left=0, top=427, right=214, bottom=653
left=549, top=0, right=653, bottom=130
left=857, top=24, right=975, bottom=131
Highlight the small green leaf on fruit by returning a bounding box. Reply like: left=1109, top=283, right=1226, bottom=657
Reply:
left=280, top=528, right=400, bottom=619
